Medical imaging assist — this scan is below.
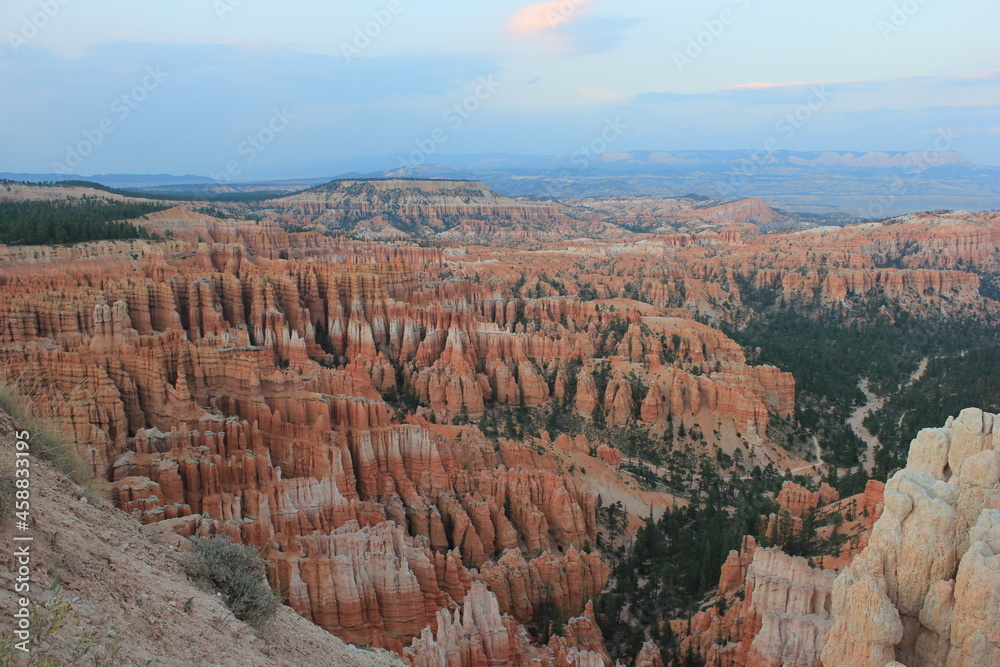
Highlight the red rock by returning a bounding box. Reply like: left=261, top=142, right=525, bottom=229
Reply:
left=603, top=376, right=633, bottom=428
left=5, top=185, right=995, bottom=666
left=404, top=584, right=612, bottom=667
left=595, top=445, right=621, bottom=469
left=575, top=371, right=599, bottom=417
left=640, top=385, right=663, bottom=424
left=682, top=548, right=835, bottom=667
left=776, top=481, right=821, bottom=518
left=635, top=641, right=665, bottom=667
left=478, top=547, right=609, bottom=623
left=718, top=536, right=757, bottom=598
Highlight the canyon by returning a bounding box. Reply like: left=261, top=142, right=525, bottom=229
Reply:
left=677, top=409, right=1000, bottom=667
left=0, top=178, right=997, bottom=666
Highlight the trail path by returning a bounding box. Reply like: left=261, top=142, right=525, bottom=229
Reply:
left=851, top=357, right=928, bottom=473
left=787, top=436, right=823, bottom=475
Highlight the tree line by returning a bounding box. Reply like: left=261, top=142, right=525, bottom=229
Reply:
left=0, top=197, right=166, bottom=245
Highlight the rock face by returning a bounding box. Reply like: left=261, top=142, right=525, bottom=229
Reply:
left=682, top=481, right=886, bottom=667
left=634, top=641, right=666, bottom=667
left=821, top=408, right=1000, bottom=667
left=404, top=583, right=612, bottom=667
left=718, top=536, right=758, bottom=598
left=775, top=481, right=827, bottom=517
left=478, top=548, right=609, bottom=625
left=404, top=583, right=517, bottom=667
left=271, top=521, right=459, bottom=650
left=0, top=405, right=405, bottom=667
left=742, top=549, right=836, bottom=667
left=682, top=546, right=836, bottom=667
left=686, top=410, right=1000, bottom=667
left=253, top=178, right=579, bottom=243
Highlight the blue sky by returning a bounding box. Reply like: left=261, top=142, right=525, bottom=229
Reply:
left=1, top=0, right=997, bottom=178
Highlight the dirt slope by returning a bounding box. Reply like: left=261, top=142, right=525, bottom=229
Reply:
left=0, top=408, right=403, bottom=667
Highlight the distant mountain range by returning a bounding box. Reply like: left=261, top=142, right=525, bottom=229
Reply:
left=5, top=149, right=999, bottom=217
left=373, top=150, right=1000, bottom=217
left=382, top=149, right=977, bottom=171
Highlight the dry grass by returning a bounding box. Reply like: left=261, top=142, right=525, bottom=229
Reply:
left=0, top=371, right=93, bottom=489
left=0, top=459, right=14, bottom=526
left=0, top=579, right=129, bottom=667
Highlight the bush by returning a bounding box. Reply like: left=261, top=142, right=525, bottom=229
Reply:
left=184, top=536, right=280, bottom=628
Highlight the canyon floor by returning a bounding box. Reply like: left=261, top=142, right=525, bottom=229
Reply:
left=0, top=177, right=998, bottom=666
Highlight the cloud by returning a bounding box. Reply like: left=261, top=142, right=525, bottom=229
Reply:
left=557, top=16, right=636, bottom=55
left=943, top=68, right=1000, bottom=88
left=637, top=79, right=884, bottom=105
left=0, top=42, right=500, bottom=109
left=637, top=70, right=999, bottom=106
left=508, top=0, right=596, bottom=36
left=622, top=71, right=1000, bottom=166
left=506, top=1, right=631, bottom=54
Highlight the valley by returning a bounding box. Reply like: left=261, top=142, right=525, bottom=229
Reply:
left=0, top=177, right=998, bottom=666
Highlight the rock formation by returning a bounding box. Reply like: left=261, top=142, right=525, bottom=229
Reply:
left=821, top=409, right=1000, bottom=667
left=672, top=405, right=1000, bottom=667
left=682, top=546, right=836, bottom=667
left=4, top=181, right=996, bottom=665
left=404, top=583, right=613, bottom=666
left=681, top=481, right=886, bottom=666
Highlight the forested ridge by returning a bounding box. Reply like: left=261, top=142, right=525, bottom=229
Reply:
left=0, top=197, right=167, bottom=245
left=866, top=343, right=1000, bottom=471
left=725, top=288, right=1000, bottom=480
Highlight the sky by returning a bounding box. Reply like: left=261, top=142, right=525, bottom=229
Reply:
left=1, top=0, right=998, bottom=179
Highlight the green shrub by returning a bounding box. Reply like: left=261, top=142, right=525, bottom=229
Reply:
left=184, top=536, right=280, bottom=628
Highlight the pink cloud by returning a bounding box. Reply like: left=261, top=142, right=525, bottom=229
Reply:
left=958, top=68, right=1000, bottom=81
left=508, top=0, right=596, bottom=39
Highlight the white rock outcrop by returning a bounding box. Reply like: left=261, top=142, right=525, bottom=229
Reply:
left=821, top=409, right=1000, bottom=667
